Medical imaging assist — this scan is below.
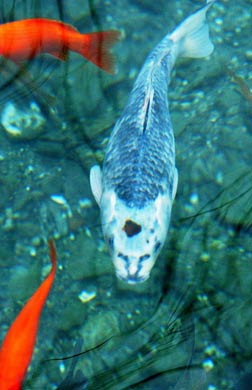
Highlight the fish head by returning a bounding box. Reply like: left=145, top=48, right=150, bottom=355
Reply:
left=100, top=190, right=172, bottom=284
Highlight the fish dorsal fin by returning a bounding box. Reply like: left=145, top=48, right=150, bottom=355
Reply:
left=90, top=165, right=102, bottom=206
left=35, top=18, right=79, bottom=33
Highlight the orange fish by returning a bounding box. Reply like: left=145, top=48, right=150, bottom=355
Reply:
left=0, top=240, right=57, bottom=390
left=0, top=18, right=121, bottom=73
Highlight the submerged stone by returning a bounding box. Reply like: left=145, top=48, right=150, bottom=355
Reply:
left=1, top=101, right=45, bottom=140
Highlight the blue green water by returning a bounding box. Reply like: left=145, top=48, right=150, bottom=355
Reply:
left=0, top=0, right=252, bottom=389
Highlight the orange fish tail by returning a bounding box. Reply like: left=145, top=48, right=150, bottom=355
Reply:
left=0, top=240, right=56, bottom=390
left=76, top=30, right=121, bottom=74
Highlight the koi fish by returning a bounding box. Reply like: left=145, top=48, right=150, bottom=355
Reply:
left=0, top=18, right=121, bottom=73
left=0, top=240, right=57, bottom=390
left=90, top=1, right=216, bottom=283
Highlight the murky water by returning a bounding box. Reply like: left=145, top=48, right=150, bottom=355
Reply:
left=0, top=0, right=251, bottom=389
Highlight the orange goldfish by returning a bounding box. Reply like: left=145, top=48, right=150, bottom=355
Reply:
left=0, top=240, right=57, bottom=390
left=0, top=18, right=120, bottom=73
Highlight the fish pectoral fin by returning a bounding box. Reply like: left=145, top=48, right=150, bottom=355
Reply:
left=172, top=167, right=178, bottom=201
left=90, top=165, right=103, bottom=206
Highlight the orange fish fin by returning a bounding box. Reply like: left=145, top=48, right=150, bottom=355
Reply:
left=48, top=19, right=79, bottom=33
left=0, top=240, right=56, bottom=389
left=80, top=30, right=121, bottom=74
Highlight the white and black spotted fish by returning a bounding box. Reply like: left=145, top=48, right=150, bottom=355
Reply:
left=90, top=1, right=216, bottom=284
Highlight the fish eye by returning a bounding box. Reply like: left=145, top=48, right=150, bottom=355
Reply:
left=139, top=254, right=150, bottom=263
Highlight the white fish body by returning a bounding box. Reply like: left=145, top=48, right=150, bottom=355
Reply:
left=90, top=1, right=216, bottom=283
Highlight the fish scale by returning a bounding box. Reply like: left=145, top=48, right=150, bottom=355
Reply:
left=103, top=39, right=176, bottom=208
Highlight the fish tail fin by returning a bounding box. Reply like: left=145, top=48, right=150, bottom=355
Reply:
left=169, top=0, right=215, bottom=58
left=0, top=240, right=56, bottom=388
left=77, top=30, right=121, bottom=74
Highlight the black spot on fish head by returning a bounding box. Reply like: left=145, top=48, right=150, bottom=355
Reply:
left=122, top=219, right=142, bottom=237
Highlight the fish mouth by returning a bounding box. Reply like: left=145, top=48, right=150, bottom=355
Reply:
left=116, top=272, right=148, bottom=284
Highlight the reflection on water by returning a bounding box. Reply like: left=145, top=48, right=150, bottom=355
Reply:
left=0, top=0, right=251, bottom=389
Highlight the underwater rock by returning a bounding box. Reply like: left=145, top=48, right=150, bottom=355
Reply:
left=74, top=143, right=98, bottom=172
left=59, top=300, right=88, bottom=332
left=1, top=101, right=45, bottom=140
left=40, top=199, right=69, bottom=238
left=65, top=232, right=113, bottom=280
left=80, top=310, right=120, bottom=351
left=78, top=290, right=96, bottom=304
left=34, top=140, right=66, bottom=157
left=245, top=49, right=252, bottom=61
left=8, top=262, right=40, bottom=301
left=209, top=168, right=252, bottom=229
